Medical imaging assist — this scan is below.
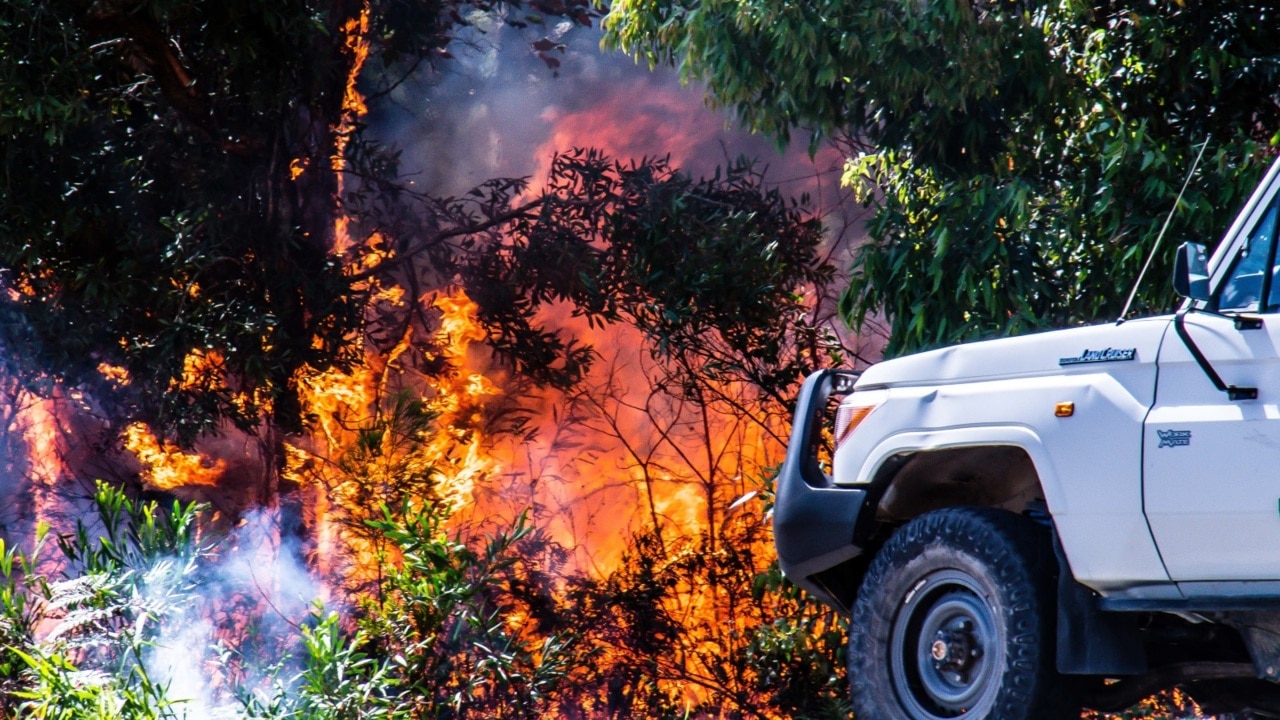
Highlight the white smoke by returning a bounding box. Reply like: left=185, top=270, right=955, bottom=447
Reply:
left=370, top=18, right=822, bottom=198
left=146, top=507, right=327, bottom=718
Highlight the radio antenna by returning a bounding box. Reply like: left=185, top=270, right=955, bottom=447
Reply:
left=1117, top=134, right=1213, bottom=323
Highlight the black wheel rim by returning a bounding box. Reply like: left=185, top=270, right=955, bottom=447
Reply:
left=889, top=569, right=1002, bottom=718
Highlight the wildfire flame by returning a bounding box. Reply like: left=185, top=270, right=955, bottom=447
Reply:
left=339, top=7, right=371, bottom=123
left=421, top=292, right=500, bottom=513
left=281, top=288, right=504, bottom=587
left=174, top=348, right=223, bottom=390
left=331, top=1, right=372, bottom=255
left=15, top=393, right=71, bottom=548
left=0, top=13, right=853, bottom=717
left=124, top=422, right=225, bottom=489
left=96, top=362, right=131, bottom=386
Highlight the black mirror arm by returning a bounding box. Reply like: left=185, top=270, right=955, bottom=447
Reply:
left=1193, top=306, right=1264, bottom=331
left=1174, top=306, right=1259, bottom=401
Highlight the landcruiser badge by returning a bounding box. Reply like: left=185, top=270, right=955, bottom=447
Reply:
left=1156, top=429, right=1192, bottom=448
left=1058, top=347, right=1137, bottom=366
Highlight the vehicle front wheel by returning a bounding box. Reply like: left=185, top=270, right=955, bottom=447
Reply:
left=848, top=507, right=1076, bottom=720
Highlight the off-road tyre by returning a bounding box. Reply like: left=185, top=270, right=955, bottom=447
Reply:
left=848, top=507, right=1077, bottom=720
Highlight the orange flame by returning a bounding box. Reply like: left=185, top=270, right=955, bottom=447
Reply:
left=123, top=422, right=225, bottom=490
left=173, top=348, right=223, bottom=390
left=339, top=8, right=371, bottom=123
left=96, top=362, right=131, bottom=386
left=16, top=394, right=69, bottom=545
left=284, top=289, right=504, bottom=587
left=331, top=1, right=372, bottom=255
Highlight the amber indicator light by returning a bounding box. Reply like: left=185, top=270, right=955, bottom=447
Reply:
left=835, top=405, right=877, bottom=449
left=1055, top=401, right=1075, bottom=418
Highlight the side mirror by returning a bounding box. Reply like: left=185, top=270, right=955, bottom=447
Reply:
left=1173, top=241, right=1210, bottom=300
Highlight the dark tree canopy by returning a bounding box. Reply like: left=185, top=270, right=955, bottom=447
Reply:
left=459, top=150, right=831, bottom=401
left=0, top=0, right=451, bottom=439
left=0, top=0, right=533, bottom=440
left=606, top=0, right=1280, bottom=355
left=0, top=0, right=833, bottom=442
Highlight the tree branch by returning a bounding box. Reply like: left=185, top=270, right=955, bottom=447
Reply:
left=347, top=195, right=549, bottom=283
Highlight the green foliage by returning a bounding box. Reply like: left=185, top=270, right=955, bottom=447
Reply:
left=6, top=482, right=210, bottom=719
left=605, top=0, right=1045, bottom=153
left=841, top=137, right=1268, bottom=352
left=606, top=0, right=1280, bottom=354
left=234, top=611, right=404, bottom=720
left=0, top=481, right=576, bottom=718
left=744, top=563, right=850, bottom=719
left=0, top=529, right=47, bottom=716
left=11, top=647, right=177, bottom=720
left=359, top=503, right=573, bottom=719
left=459, top=150, right=834, bottom=397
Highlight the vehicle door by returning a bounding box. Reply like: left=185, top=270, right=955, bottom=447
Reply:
left=1145, top=175, right=1280, bottom=582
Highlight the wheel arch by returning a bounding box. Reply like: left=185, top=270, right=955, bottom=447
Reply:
left=858, top=426, right=1066, bottom=525
left=812, top=427, right=1066, bottom=614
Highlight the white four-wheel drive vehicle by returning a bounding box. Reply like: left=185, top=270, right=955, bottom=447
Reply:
left=775, top=155, right=1280, bottom=719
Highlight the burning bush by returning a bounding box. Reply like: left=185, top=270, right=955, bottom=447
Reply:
left=0, top=484, right=576, bottom=719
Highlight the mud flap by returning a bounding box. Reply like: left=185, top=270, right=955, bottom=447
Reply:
left=1055, top=537, right=1147, bottom=675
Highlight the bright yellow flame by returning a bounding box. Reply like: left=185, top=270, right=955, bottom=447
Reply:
left=414, top=291, right=503, bottom=513
left=97, top=363, right=131, bottom=386
left=296, top=364, right=376, bottom=450
left=466, top=373, right=499, bottom=398
left=174, top=349, right=223, bottom=391
left=339, top=8, right=371, bottom=121
left=285, top=289, right=507, bottom=591
left=123, top=423, right=224, bottom=489
left=331, top=1, right=372, bottom=255
left=435, top=293, right=488, bottom=343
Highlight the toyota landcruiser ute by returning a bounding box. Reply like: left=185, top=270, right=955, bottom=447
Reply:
left=775, top=154, right=1280, bottom=719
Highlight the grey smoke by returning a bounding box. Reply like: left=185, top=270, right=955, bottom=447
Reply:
left=369, top=18, right=835, bottom=198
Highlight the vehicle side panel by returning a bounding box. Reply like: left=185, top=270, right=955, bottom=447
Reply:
left=836, top=320, right=1173, bottom=593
